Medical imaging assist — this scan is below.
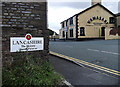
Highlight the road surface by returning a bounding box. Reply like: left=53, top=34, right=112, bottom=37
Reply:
left=49, top=40, right=119, bottom=76
left=49, top=55, right=119, bottom=85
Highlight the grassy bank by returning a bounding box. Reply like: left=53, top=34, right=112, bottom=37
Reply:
left=3, top=53, right=62, bottom=86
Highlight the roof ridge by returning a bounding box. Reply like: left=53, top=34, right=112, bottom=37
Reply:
left=61, top=3, right=115, bottom=23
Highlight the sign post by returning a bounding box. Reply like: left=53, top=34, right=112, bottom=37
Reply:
left=10, top=34, right=44, bottom=52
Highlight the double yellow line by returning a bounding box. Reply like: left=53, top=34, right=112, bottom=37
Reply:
left=50, top=51, right=120, bottom=76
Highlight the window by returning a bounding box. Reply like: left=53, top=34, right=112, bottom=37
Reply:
left=109, top=17, right=115, bottom=24
left=66, top=20, right=68, bottom=26
left=70, top=17, right=73, bottom=25
left=70, top=29, right=73, bottom=37
left=118, top=26, right=120, bottom=28
left=80, top=27, right=85, bottom=36
left=63, top=31, right=65, bottom=37
left=62, top=22, right=64, bottom=28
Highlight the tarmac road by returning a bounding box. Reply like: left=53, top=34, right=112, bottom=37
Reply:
left=49, top=55, right=119, bottom=85
left=49, top=40, right=119, bottom=74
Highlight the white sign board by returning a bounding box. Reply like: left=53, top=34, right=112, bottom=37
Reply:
left=10, top=36, right=44, bottom=52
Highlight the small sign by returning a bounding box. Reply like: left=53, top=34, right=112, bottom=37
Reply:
left=10, top=34, right=44, bottom=52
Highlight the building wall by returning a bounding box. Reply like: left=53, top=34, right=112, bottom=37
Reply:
left=116, top=15, right=120, bottom=28
left=59, top=4, right=117, bottom=40
left=105, top=15, right=120, bottom=40
left=67, top=16, right=76, bottom=39
left=59, top=29, right=62, bottom=39
left=2, top=2, right=48, bottom=66
left=59, top=16, right=76, bottom=39
left=105, top=28, right=120, bottom=40
left=77, top=5, right=115, bottom=39
left=59, top=21, right=66, bottom=39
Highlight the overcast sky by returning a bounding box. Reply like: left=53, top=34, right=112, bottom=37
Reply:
left=48, top=0, right=120, bottom=33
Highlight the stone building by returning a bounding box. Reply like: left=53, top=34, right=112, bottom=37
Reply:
left=59, top=0, right=119, bottom=40
left=105, top=13, right=120, bottom=40
left=116, top=13, right=120, bottom=28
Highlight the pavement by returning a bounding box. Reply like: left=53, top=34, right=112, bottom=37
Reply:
left=49, top=55, right=119, bottom=86
left=49, top=40, right=119, bottom=76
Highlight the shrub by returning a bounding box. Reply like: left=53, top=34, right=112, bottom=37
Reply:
left=2, top=53, right=62, bottom=86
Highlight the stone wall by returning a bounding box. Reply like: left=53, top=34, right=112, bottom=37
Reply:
left=2, top=2, right=48, bottom=66
left=116, top=15, right=120, bottom=28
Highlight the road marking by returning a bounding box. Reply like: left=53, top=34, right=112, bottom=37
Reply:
left=88, top=49, right=100, bottom=52
left=50, top=51, right=120, bottom=77
left=88, top=49, right=120, bottom=55
left=101, top=51, right=120, bottom=55
left=63, top=80, right=73, bottom=87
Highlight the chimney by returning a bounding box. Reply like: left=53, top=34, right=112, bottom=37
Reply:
left=91, top=0, right=102, bottom=6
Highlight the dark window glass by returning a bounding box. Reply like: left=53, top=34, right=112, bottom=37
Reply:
left=66, top=20, right=68, bottom=26
left=110, top=27, right=114, bottom=29
left=70, top=29, right=73, bottom=37
left=118, top=26, right=120, bottom=28
left=70, top=17, right=73, bottom=25
left=63, top=31, right=65, bottom=37
left=62, top=22, right=64, bottom=28
left=80, top=27, right=85, bottom=36
left=109, top=17, right=115, bottom=24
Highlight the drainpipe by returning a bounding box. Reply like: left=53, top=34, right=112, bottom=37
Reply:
left=66, top=27, right=68, bottom=40
left=99, top=28, right=100, bottom=37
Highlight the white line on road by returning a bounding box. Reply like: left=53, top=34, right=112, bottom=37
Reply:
left=88, top=49, right=120, bottom=55
left=88, top=49, right=100, bottom=52
left=101, top=51, right=120, bottom=55
left=63, top=80, right=73, bottom=87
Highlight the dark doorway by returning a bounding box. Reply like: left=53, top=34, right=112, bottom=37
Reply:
left=101, top=27, right=105, bottom=36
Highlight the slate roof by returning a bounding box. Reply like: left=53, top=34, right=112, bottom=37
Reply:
left=115, top=13, right=120, bottom=16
